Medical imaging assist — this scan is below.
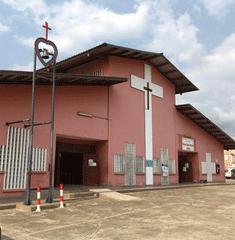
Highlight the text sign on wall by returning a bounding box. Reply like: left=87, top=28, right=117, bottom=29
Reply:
left=88, top=159, right=97, bottom=167
left=182, top=137, right=195, bottom=152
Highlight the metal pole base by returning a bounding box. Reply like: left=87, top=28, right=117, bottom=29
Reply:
left=24, top=199, right=32, bottom=205
left=45, top=197, right=54, bottom=203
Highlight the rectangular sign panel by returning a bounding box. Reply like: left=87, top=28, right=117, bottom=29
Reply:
left=182, top=137, right=195, bottom=152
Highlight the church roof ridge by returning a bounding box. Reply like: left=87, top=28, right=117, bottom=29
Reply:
left=50, top=42, right=199, bottom=94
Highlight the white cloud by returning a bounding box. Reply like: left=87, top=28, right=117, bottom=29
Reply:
left=4, top=0, right=150, bottom=55
left=0, top=22, right=10, bottom=33
left=15, top=36, right=35, bottom=48
left=2, top=0, right=49, bottom=22
left=50, top=0, right=149, bottom=54
left=201, top=0, right=235, bottom=17
left=177, top=31, right=235, bottom=136
left=192, top=4, right=202, bottom=16
left=143, top=1, right=203, bottom=67
left=3, top=0, right=203, bottom=66
left=213, top=106, right=235, bottom=139
left=12, top=61, right=33, bottom=71
left=213, top=106, right=235, bottom=123
left=185, top=33, right=235, bottom=90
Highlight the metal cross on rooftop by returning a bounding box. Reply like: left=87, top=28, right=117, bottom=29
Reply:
left=42, top=22, right=51, bottom=41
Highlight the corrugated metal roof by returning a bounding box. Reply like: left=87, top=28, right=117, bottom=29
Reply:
left=176, top=104, right=235, bottom=150
left=0, top=70, right=127, bottom=86
left=52, top=43, right=199, bottom=94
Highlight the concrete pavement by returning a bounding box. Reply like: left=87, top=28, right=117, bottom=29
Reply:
left=1, top=183, right=235, bottom=239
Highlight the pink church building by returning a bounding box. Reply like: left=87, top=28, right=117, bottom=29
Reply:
left=0, top=43, right=234, bottom=198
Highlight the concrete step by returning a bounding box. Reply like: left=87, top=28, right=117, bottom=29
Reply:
left=0, top=203, right=16, bottom=211
left=64, top=191, right=97, bottom=200
left=17, top=202, right=65, bottom=212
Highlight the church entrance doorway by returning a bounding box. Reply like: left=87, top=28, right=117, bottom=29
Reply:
left=178, top=154, right=192, bottom=183
left=60, top=152, right=83, bottom=185
left=178, top=152, right=198, bottom=183
left=54, top=136, right=106, bottom=187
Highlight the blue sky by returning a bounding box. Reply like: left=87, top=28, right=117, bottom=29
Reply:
left=1, top=0, right=235, bottom=138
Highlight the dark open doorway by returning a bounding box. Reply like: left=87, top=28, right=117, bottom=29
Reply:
left=54, top=138, right=104, bottom=187
left=178, top=154, right=193, bottom=183
left=60, top=152, right=83, bottom=185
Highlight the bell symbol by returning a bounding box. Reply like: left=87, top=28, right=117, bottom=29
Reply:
left=42, top=48, right=50, bottom=59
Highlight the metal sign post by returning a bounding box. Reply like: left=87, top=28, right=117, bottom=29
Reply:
left=24, top=52, right=37, bottom=205
left=24, top=22, right=58, bottom=205
left=46, top=62, right=56, bottom=203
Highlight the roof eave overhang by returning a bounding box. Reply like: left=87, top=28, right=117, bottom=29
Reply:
left=176, top=104, right=235, bottom=150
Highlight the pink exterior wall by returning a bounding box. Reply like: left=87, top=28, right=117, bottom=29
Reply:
left=31, top=172, right=48, bottom=188
left=151, top=64, right=178, bottom=184
left=68, top=55, right=225, bottom=185
left=176, top=111, right=225, bottom=182
left=0, top=53, right=227, bottom=198
left=108, top=56, right=146, bottom=185
left=54, top=86, right=109, bottom=140
left=0, top=81, right=110, bottom=196
left=107, top=56, right=178, bottom=185
left=0, top=84, right=109, bottom=143
left=96, top=141, right=109, bottom=184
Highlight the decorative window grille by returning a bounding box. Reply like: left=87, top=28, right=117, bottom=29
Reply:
left=136, top=156, right=145, bottom=173
left=32, top=148, right=47, bottom=171
left=1, top=127, right=47, bottom=190
left=0, top=145, right=6, bottom=171
left=3, top=127, right=30, bottom=189
left=114, top=154, right=125, bottom=173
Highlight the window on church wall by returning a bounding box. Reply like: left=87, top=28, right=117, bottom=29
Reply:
left=136, top=156, right=145, bottom=173
left=114, top=154, right=125, bottom=173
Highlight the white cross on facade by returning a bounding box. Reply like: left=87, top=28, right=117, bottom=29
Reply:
left=201, top=153, right=216, bottom=182
left=131, top=64, right=163, bottom=185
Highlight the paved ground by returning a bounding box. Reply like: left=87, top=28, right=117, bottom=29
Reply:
left=1, top=184, right=235, bottom=240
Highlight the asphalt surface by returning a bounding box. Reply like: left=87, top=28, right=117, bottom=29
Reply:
left=1, top=183, right=235, bottom=240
